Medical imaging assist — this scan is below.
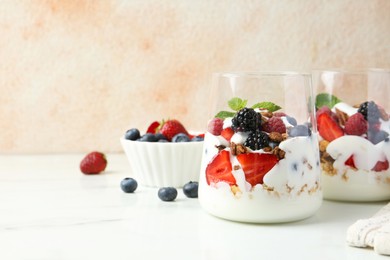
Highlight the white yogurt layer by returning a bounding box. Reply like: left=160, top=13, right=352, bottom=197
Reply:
left=199, top=132, right=322, bottom=222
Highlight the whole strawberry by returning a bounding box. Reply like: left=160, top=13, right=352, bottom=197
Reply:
left=80, top=151, right=107, bottom=174
left=159, top=119, right=189, bottom=141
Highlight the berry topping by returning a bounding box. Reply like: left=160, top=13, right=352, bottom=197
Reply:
left=368, top=130, right=389, bottom=144
left=205, top=150, right=235, bottom=185
left=182, top=181, right=199, bottom=198
left=316, top=106, right=332, bottom=117
left=231, top=107, right=261, bottom=132
left=243, top=130, right=269, bottom=150
left=80, top=151, right=107, bottom=175
left=262, top=116, right=286, bottom=134
left=273, top=112, right=287, bottom=117
left=317, top=113, right=344, bottom=141
left=221, top=127, right=234, bottom=141
left=372, top=160, right=390, bottom=172
left=288, top=125, right=311, bottom=137
left=146, top=121, right=160, bottom=134
left=172, top=133, right=191, bottom=142
left=159, top=119, right=189, bottom=141
left=358, top=101, right=381, bottom=123
left=344, top=155, right=356, bottom=168
left=236, top=153, right=278, bottom=186
left=344, top=113, right=368, bottom=136
left=139, top=133, right=158, bottom=142
left=207, top=118, right=224, bottom=135
left=286, top=116, right=297, bottom=126
left=158, top=187, right=178, bottom=202
left=120, top=177, right=138, bottom=193
left=124, top=128, right=140, bottom=140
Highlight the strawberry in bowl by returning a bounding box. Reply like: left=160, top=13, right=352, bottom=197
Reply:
left=120, top=119, right=204, bottom=188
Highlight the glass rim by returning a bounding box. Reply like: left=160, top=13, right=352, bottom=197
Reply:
left=214, top=71, right=311, bottom=78
left=312, top=68, right=390, bottom=74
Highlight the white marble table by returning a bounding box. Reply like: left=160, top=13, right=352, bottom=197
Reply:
left=0, top=154, right=388, bottom=260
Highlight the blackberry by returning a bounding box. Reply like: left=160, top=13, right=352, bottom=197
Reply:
left=358, top=101, right=381, bottom=123
left=244, top=131, right=269, bottom=150
left=231, top=108, right=261, bottom=132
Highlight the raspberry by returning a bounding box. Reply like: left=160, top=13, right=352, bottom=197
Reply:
left=273, top=112, right=287, bottom=117
left=358, top=101, right=381, bottom=123
left=262, top=117, right=286, bottom=134
left=231, top=108, right=261, bottom=132
left=344, top=113, right=368, bottom=136
left=243, top=131, right=269, bottom=150
left=207, top=118, right=224, bottom=135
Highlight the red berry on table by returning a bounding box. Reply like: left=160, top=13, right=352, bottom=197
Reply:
left=207, top=118, right=224, bottom=136
left=262, top=116, right=286, bottom=134
left=158, top=119, right=189, bottom=141
left=80, top=151, right=107, bottom=174
left=205, top=150, right=235, bottom=185
left=344, top=113, right=368, bottom=136
left=317, top=113, right=344, bottom=142
left=236, top=153, right=278, bottom=186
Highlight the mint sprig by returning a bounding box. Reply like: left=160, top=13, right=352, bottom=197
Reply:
left=214, top=97, right=282, bottom=119
left=315, top=93, right=341, bottom=109
left=251, top=102, right=281, bottom=112
left=228, top=97, right=247, bottom=111
left=215, top=111, right=236, bottom=119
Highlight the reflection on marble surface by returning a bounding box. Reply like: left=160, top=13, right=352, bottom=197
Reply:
left=0, top=154, right=387, bottom=259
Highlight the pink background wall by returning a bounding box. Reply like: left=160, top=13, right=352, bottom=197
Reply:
left=1, top=0, right=390, bottom=153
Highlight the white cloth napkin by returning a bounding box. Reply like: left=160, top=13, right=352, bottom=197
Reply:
left=347, top=203, right=390, bottom=255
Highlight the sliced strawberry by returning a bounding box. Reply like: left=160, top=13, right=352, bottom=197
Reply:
left=344, top=155, right=356, bottom=168
left=205, top=150, right=235, bottom=185
left=317, top=113, right=344, bottom=142
left=237, top=153, right=278, bottom=187
left=146, top=121, right=160, bottom=134
left=221, top=127, right=234, bottom=141
left=372, top=160, right=389, bottom=172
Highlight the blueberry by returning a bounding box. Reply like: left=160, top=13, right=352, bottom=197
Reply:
left=286, top=116, right=297, bottom=126
left=172, top=133, right=190, bottom=142
left=288, top=125, right=311, bottom=137
left=158, top=187, right=178, bottom=201
left=155, top=133, right=167, bottom=141
left=139, top=133, right=158, bottom=142
left=125, top=128, right=140, bottom=140
left=191, top=136, right=204, bottom=142
left=120, top=177, right=138, bottom=193
left=158, top=139, right=168, bottom=142
left=183, top=181, right=199, bottom=198
left=368, top=130, right=389, bottom=144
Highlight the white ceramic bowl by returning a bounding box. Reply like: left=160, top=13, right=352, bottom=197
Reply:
left=120, top=137, right=203, bottom=188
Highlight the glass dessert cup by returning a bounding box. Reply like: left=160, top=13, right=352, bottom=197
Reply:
left=198, top=72, right=322, bottom=223
left=313, top=69, right=390, bottom=202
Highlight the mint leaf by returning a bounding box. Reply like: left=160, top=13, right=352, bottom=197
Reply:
left=228, top=97, right=247, bottom=111
left=251, top=102, right=281, bottom=112
left=315, top=93, right=341, bottom=109
left=215, top=111, right=236, bottom=119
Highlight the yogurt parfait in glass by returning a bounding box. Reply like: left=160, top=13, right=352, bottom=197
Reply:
left=313, top=69, right=390, bottom=201
left=198, top=72, right=322, bottom=223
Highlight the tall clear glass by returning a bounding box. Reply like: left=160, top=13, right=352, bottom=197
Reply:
left=313, top=69, right=390, bottom=201
left=199, top=72, right=322, bottom=223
